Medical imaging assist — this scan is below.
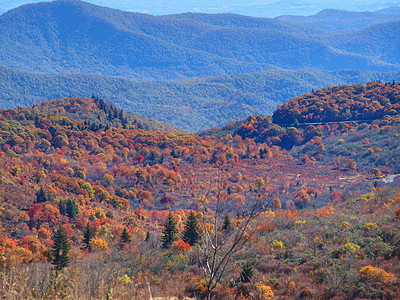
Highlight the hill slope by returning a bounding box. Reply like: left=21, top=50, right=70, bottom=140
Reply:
left=276, top=8, right=400, bottom=31
left=272, top=81, right=400, bottom=124
left=204, top=81, right=400, bottom=172
left=2, top=65, right=400, bottom=131
left=0, top=0, right=399, bottom=81
left=0, top=92, right=399, bottom=299
left=333, top=21, right=400, bottom=66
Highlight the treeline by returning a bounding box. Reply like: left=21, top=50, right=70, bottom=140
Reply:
left=0, top=95, right=399, bottom=299
left=273, top=81, right=400, bottom=124
left=1, top=65, right=400, bottom=131
left=1, top=0, right=400, bottom=82
left=203, top=81, right=400, bottom=172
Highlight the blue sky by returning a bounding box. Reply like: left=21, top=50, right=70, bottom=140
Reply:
left=1, top=0, right=399, bottom=17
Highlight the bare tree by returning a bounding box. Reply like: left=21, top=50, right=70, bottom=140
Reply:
left=196, top=171, right=264, bottom=299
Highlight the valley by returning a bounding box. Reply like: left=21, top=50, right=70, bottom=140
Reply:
left=0, top=1, right=399, bottom=299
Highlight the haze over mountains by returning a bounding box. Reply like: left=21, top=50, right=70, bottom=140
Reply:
left=1, top=3, right=400, bottom=297
left=1, top=0, right=400, bottom=80
left=1, top=0, right=399, bottom=17
left=0, top=0, right=400, bottom=131
left=2, top=65, right=400, bottom=131
left=276, top=8, right=400, bottom=31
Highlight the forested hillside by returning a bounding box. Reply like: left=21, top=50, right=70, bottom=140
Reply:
left=0, top=0, right=399, bottom=82
left=276, top=8, right=400, bottom=31
left=204, top=81, right=400, bottom=172
left=1, top=1, right=400, bottom=298
left=0, top=87, right=399, bottom=299
left=273, top=81, right=400, bottom=124
left=1, top=65, right=400, bottom=131
left=1, top=0, right=400, bottom=134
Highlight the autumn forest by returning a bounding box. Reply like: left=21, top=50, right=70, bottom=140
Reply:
left=0, top=80, right=398, bottom=299
left=1, top=1, right=400, bottom=299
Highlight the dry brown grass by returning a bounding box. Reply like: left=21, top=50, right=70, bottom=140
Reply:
left=0, top=261, right=150, bottom=299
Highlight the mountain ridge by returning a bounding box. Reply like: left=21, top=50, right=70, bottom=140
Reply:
left=2, top=0, right=399, bottom=17
left=2, top=64, right=400, bottom=131
left=276, top=8, right=400, bottom=31
left=0, top=82, right=399, bottom=299
left=0, top=0, right=399, bottom=82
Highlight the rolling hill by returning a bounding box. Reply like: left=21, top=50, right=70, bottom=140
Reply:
left=272, top=80, right=400, bottom=124
left=0, top=0, right=399, bottom=82
left=276, top=8, right=400, bottom=31
left=204, top=81, right=400, bottom=171
left=1, top=65, right=400, bottom=131
left=0, top=87, right=399, bottom=299
left=333, top=21, right=400, bottom=65
left=2, top=0, right=399, bottom=17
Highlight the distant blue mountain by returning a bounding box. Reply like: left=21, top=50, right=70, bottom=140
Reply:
left=376, top=7, right=400, bottom=14
left=0, top=0, right=398, bottom=82
left=276, top=8, right=400, bottom=31
left=1, top=64, right=400, bottom=131
left=1, top=0, right=399, bottom=18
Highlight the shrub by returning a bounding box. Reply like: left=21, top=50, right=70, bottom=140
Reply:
left=358, top=265, right=396, bottom=285
left=271, top=240, right=285, bottom=249
left=363, top=222, right=378, bottom=230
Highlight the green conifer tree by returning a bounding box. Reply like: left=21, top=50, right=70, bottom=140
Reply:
left=58, top=200, right=67, bottom=216
left=145, top=230, right=151, bottom=242
left=119, top=227, right=132, bottom=249
left=66, top=199, right=78, bottom=219
left=82, top=222, right=95, bottom=252
left=240, top=261, right=254, bottom=283
left=36, top=187, right=47, bottom=203
left=161, top=211, right=178, bottom=249
left=222, top=213, right=232, bottom=231
left=182, top=211, right=201, bottom=246
left=52, top=224, right=70, bottom=271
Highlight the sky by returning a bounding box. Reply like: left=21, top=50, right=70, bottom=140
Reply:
left=1, top=0, right=399, bottom=17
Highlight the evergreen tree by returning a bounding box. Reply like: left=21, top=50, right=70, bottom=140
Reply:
left=145, top=230, right=151, bottom=242
left=161, top=211, right=178, bottom=249
left=58, top=200, right=67, bottom=216
left=245, top=144, right=251, bottom=158
left=82, top=222, right=95, bottom=252
left=34, top=115, right=40, bottom=127
left=119, top=227, right=132, bottom=248
left=46, top=190, right=56, bottom=203
left=222, top=213, right=232, bottom=231
left=182, top=211, right=201, bottom=246
left=66, top=199, right=78, bottom=219
left=240, top=261, right=254, bottom=283
left=52, top=224, right=70, bottom=271
left=227, top=186, right=232, bottom=195
left=36, top=187, right=47, bottom=203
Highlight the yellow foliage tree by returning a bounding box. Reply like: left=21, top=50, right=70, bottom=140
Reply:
left=271, top=240, right=284, bottom=249
left=359, top=265, right=396, bottom=285
left=89, top=238, right=109, bottom=252
left=252, top=284, right=274, bottom=300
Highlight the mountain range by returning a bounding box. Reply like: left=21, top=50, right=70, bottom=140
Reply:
left=1, top=2, right=400, bottom=299
left=1, top=0, right=399, bottom=17
left=0, top=0, right=400, bottom=131
left=276, top=8, right=400, bottom=31
left=0, top=0, right=399, bottom=82
left=2, top=65, right=400, bottom=131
